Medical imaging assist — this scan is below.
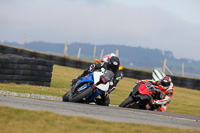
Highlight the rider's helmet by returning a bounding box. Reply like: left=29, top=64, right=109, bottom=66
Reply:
left=160, top=76, right=172, bottom=90
left=102, top=54, right=110, bottom=62
left=110, top=53, right=116, bottom=57
left=108, top=56, right=120, bottom=71
left=102, top=53, right=116, bottom=62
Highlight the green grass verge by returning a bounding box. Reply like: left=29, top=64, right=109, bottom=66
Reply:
left=0, top=106, right=199, bottom=133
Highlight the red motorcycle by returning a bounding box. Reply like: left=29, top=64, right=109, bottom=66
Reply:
left=119, top=82, right=162, bottom=110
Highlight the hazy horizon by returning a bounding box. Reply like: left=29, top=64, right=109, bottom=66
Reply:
left=1, top=0, right=200, bottom=61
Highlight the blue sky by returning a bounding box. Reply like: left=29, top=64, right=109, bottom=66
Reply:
left=0, top=0, right=200, bottom=60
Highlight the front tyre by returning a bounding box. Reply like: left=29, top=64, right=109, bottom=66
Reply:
left=62, top=92, right=70, bottom=102
left=69, top=86, right=93, bottom=102
left=119, top=96, right=134, bottom=107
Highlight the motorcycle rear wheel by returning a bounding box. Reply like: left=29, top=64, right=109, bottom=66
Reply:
left=69, top=86, right=93, bottom=102
left=119, top=96, right=134, bottom=108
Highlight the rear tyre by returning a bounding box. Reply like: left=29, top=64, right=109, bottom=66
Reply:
left=69, top=86, right=93, bottom=103
left=119, top=96, right=134, bottom=107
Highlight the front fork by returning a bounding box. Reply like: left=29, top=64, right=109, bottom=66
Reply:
left=86, top=87, right=103, bottom=103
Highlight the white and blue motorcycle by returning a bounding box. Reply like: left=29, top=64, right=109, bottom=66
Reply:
left=63, top=68, right=114, bottom=103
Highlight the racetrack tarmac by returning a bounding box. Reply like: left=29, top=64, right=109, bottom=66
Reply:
left=0, top=95, right=199, bottom=130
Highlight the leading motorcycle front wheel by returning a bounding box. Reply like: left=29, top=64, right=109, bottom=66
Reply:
left=69, top=86, right=93, bottom=103
left=62, top=92, right=70, bottom=102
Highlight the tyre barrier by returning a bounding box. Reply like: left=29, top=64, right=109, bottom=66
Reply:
left=0, top=45, right=19, bottom=55
left=136, top=71, right=152, bottom=80
left=18, top=49, right=35, bottom=58
left=123, top=68, right=138, bottom=78
left=123, top=68, right=151, bottom=80
left=0, top=54, right=53, bottom=87
left=194, top=80, right=200, bottom=90
left=0, top=44, right=200, bottom=90
left=171, top=76, right=182, bottom=87
left=180, top=77, right=196, bottom=89
left=50, top=55, right=66, bottom=66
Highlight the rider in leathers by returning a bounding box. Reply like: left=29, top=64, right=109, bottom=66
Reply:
left=137, top=76, right=174, bottom=112
left=71, top=56, right=123, bottom=106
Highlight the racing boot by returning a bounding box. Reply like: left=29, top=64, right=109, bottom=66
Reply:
left=95, top=92, right=110, bottom=106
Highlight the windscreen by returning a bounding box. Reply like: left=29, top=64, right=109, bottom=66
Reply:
left=104, top=70, right=114, bottom=81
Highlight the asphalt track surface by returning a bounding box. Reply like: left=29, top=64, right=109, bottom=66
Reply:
left=0, top=95, right=200, bottom=130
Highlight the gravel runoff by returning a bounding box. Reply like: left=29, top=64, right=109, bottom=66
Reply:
left=0, top=90, right=62, bottom=101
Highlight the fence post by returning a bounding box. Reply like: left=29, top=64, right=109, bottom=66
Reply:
left=165, top=66, right=174, bottom=75
left=100, top=49, right=104, bottom=60
left=22, top=34, right=26, bottom=49
left=182, top=63, right=184, bottom=77
left=93, top=45, right=96, bottom=61
left=115, top=49, right=119, bottom=57
left=77, top=48, right=81, bottom=58
left=162, top=58, right=167, bottom=74
left=63, top=41, right=68, bottom=57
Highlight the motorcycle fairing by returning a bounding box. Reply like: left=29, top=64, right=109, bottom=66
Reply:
left=93, top=71, right=110, bottom=92
left=79, top=84, right=90, bottom=91
left=73, top=71, right=108, bottom=93
left=76, top=70, right=113, bottom=92
left=69, top=70, right=113, bottom=103
left=71, top=73, right=94, bottom=93
left=77, top=73, right=94, bottom=85
left=93, top=71, right=103, bottom=84
left=138, top=84, right=150, bottom=95
left=130, top=84, right=140, bottom=96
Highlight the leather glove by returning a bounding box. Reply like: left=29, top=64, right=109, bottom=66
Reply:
left=88, top=64, right=95, bottom=72
left=71, top=76, right=81, bottom=87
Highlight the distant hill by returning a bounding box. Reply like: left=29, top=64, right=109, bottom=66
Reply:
left=1, top=41, right=200, bottom=78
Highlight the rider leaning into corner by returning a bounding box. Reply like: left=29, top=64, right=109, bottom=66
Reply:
left=71, top=56, right=123, bottom=106
left=96, top=53, right=124, bottom=71
left=136, top=76, right=174, bottom=112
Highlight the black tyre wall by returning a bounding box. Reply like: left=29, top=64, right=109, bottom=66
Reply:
left=0, top=54, right=53, bottom=87
left=171, top=76, right=182, bottom=87
left=181, top=77, right=196, bottom=89
left=0, top=46, right=19, bottom=55
left=195, top=80, right=200, bottom=90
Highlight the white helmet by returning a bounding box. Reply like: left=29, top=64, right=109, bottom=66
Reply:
left=110, top=53, right=116, bottom=57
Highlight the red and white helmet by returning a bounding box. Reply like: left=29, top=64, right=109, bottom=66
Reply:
left=160, top=76, right=172, bottom=90
left=102, top=53, right=116, bottom=62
